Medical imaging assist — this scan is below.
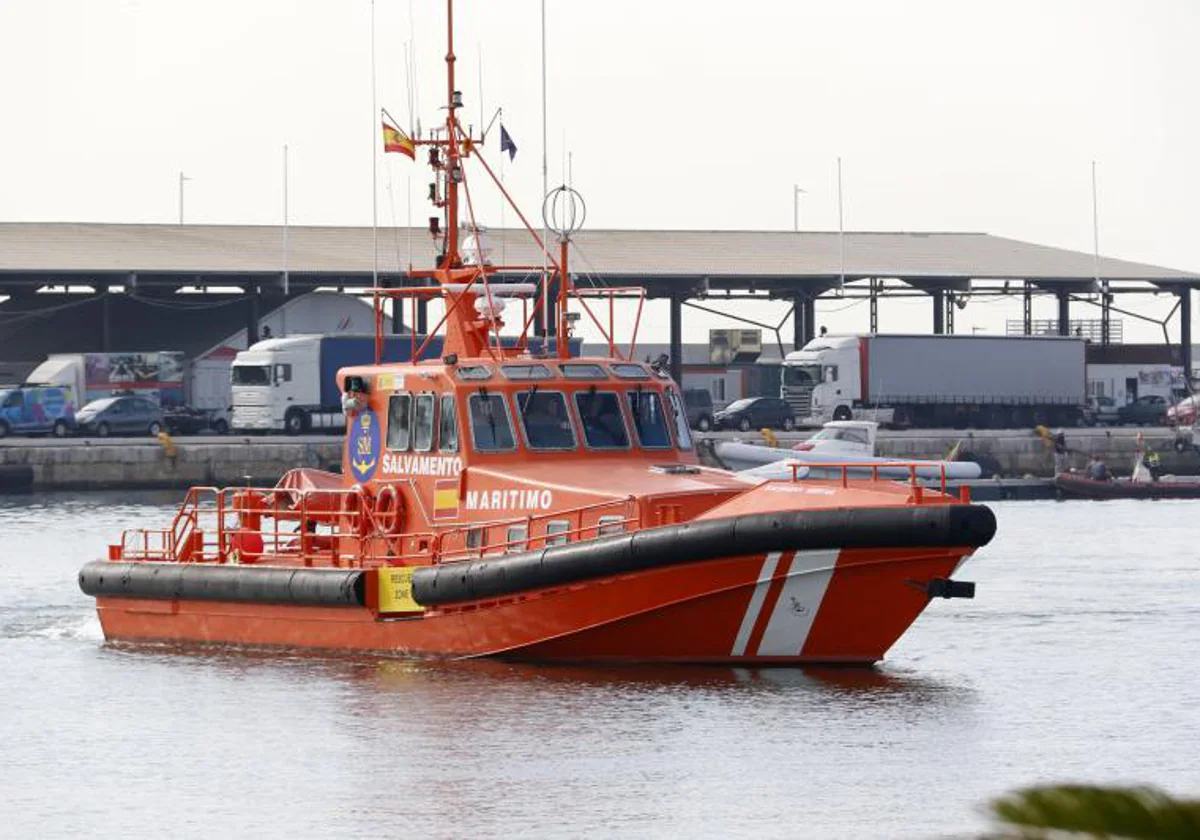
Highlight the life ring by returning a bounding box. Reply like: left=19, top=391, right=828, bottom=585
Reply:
left=373, top=484, right=405, bottom=535
left=341, top=485, right=371, bottom=538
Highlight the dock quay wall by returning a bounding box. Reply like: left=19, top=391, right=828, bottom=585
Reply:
left=1, top=429, right=1196, bottom=493
left=0, top=439, right=343, bottom=492
left=701, top=428, right=1198, bottom=479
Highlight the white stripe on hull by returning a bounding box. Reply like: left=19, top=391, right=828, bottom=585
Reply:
left=730, top=552, right=783, bottom=656
left=755, top=549, right=840, bottom=658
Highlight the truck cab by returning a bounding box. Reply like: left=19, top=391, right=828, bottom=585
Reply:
left=231, top=336, right=325, bottom=434
left=782, top=336, right=877, bottom=425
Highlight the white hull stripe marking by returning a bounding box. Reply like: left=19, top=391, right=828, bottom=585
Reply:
left=731, top=552, right=784, bottom=657
left=755, top=549, right=841, bottom=658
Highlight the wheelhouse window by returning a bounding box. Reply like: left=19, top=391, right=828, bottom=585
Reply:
left=468, top=392, right=516, bottom=452
left=666, top=390, right=693, bottom=450
left=611, top=363, right=651, bottom=380
left=501, top=364, right=553, bottom=381
left=516, top=390, right=576, bottom=451
left=386, top=394, right=412, bottom=450
left=561, top=363, right=607, bottom=380
left=626, top=390, right=671, bottom=449
left=456, top=365, right=493, bottom=381
left=438, top=394, right=459, bottom=453
left=574, top=390, right=630, bottom=449
left=412, top=394, right=436, bottom=452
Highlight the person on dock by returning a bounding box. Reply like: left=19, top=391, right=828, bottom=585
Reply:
left=1052, top=430, right=1069, bottom=474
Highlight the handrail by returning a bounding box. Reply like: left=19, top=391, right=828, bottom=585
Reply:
left=783, top=460, right=950, bottom=495
left=116, top=484, right=645, bottom=568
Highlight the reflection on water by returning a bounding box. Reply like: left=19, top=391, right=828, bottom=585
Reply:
left=2, top=492, right=1199, bottom=839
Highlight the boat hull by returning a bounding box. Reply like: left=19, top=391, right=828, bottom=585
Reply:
left=91, top=546, right=972, bottom=665
left=1053, top=473, right=1200, bottom=500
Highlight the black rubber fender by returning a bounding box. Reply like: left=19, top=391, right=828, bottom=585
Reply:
left=79, top=561, right=366, bottom=607
left=412, top=503, right=996, bottom=606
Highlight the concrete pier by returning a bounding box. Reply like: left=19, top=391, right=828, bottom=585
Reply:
left=0, top=438, right=342, bottom=492
left=1, top=428, right=1196, bottom=493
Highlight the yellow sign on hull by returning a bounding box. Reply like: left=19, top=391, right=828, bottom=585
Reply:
left=376, top=567, right=423, bottom=613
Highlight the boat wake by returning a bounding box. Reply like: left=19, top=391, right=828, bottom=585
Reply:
left=0, top=604, right=103, bottom=642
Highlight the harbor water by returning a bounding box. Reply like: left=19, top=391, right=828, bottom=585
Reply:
left=2, top=492, right=1198, bottom=839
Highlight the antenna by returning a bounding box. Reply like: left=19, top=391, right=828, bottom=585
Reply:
left=837, top=157, right=845, bottom=295
left=541, top=0, right=549, bottom=335
left=282, top=145, right=289, bottom=332
left=370, top=0, right=378, bottom=290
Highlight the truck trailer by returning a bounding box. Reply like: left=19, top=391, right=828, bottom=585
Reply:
left=24, top=351, right=186, bottom=410
left=782, top=334, right=1087, bottom=429
left=232, top=334, right=580, bottom=434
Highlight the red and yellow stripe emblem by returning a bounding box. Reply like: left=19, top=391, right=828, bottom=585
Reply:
left=433, top=479, right=459, bottom=519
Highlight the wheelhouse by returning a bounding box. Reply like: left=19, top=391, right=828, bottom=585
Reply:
left=339, top=357, right=695, bottom=468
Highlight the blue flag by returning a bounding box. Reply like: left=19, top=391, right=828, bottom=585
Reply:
left=499, top=124, right=517, bottom=161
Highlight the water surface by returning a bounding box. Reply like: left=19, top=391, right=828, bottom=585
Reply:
left=2, top=492, right=1198, bottom=838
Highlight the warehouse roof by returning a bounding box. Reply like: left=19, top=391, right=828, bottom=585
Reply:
left=0, top=222, right=1195, bottom=287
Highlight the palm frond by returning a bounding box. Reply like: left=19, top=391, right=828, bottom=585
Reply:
left=988, top=784, right=1200, bottom=839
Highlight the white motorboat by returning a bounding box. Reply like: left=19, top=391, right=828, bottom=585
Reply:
left=715, top=421, right=983, bottom=481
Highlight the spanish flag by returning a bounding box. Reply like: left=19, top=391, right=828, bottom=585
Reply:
left=382, top=121, right=415, bottom=158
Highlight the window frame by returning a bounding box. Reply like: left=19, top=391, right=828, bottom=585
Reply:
left=500, top=364, right=553, bottom=381
left=466, top=391, right=518, bottom=453
left=624, top=388, right=673, bottom=450
left=515, top=389, right=578, bottom=452
left=560, top=363, right=608, bottom=381
left=411, top=392, right=437, bottom=453
left=572, top=389, right=632, bottom=451
left=505, top=524, right=529, bottom=553
left=610, top=363, right=651, bottom=380
left=386, top=393, right=413, bottom=451
left=545, top=520, right=570, bottom=547
left=597, top=515, right=626, bottom=538
left=438, top=393, right=459, bottom=453
left=666, top=389, right=694, bottom=451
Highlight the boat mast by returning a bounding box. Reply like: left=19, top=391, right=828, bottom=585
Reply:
left=443, top=0, right=459, bottom=270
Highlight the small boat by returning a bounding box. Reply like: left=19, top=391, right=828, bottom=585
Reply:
left=76, top=1, right=995, bottom=666
left=715, top=421, right=982, bottom=481
left=1053, top=471, right=1200, bottom=500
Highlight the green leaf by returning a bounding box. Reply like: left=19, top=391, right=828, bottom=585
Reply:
left=988, top=784, right=1200, bottom=839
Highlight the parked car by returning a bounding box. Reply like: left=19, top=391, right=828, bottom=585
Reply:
left=163, top=405, right=229, bottom=436
left=1116, top=394, right=1169, bottom=426
left=683, top=388, right=714, bottom=432
left=0, top=384, right=77, bottom=438
left=75, top=396, right=165, bottom=437
left=1083, top=395, right=1121, bottom=427
left=1167, top=394, right=1199, bottom=427
left=712, top=397, right=797, bottom=432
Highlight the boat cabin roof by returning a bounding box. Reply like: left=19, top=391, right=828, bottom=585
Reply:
left=337, top=355, right=697, bottom=470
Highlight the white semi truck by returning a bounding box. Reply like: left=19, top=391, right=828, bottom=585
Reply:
left=782, top=334, right=1087, bottom=429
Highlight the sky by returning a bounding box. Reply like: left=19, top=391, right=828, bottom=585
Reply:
left=1, top=0, right=1197, bottom=346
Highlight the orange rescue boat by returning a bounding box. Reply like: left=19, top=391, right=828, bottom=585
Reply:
left=78, top=0, right=994, bottom=665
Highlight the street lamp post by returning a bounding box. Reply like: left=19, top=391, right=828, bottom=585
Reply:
left=178, top=171, right=192, bottom=225
left=793, top=184, right=806, bottom=232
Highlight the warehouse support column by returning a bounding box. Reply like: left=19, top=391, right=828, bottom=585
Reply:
left=1101, top=282, right=1112, bottom=345
left=1023, top=281, right=1033, bottom=334
left=100, top=292, right=111, bottom=352
left=246, top=284, right=260, bottom=346
left=1181, top=286, right=1193, bottom=382
left=932, top=289, right=945, bottom=334
left=669, top=293, right=683, bottom=385
left=1057, top=290, right=1070, bottom=336
left=416, top=297, right=428, bottom=336
left=792, top=293, right=814, bottom=349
